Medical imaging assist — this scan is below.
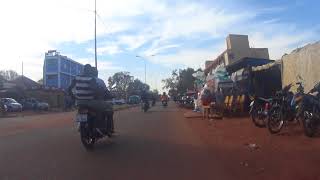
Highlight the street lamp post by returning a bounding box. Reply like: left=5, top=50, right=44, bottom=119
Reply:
left=136, top=54, right=156, bottom=84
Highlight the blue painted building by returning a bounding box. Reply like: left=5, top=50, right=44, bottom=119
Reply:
left=43, top=50, right=83, bottom=90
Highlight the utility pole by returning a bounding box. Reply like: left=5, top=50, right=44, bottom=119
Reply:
left=21, top=61, right=24, bottom=77
left=136, top=54, right=156, bottom=85
left=94, top=0, right=97, bottom=69
left=144, top=59, right=146, bottom=84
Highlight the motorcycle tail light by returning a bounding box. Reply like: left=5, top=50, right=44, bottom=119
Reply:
left=265, top=103, right=270, bottom=110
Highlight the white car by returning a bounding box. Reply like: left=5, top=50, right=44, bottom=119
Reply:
left=0, top=98, right=23, bottom=112
left=112, top=99, right=126, bottom=105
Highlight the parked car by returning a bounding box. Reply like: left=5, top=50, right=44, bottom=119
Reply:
left=0, top=98, right=22, bottom=112
left=112, top=98, right=126, bottom=105
left=21, top=98, right=50, bottom=111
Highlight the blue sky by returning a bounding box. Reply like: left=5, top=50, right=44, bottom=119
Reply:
left=0, top=0, right=319, bottom=91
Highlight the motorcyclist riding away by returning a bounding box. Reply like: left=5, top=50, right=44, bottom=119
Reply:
left=140, top=88, right=149, bottom=103
left=69, top=64, right=114, bottom=134
left=161, top=92, right=169, bottom=102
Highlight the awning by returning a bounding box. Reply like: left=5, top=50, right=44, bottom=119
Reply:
left=252, top=61, right=282, bottom=72
left=226, top=57, right=273, bottom=73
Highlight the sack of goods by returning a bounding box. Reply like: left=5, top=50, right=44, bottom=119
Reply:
left=201, top=89, right=212, bottom=106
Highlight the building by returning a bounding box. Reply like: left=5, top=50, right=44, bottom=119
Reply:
left=205, top=34, right=269, bottom=74
left=43, top=50, right=83, bottom=90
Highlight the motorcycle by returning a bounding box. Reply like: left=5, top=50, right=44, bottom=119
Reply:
left=249, top=96, right=272, bottom=128
left=297, top=82, right=320, bottom=137
left=75, top=106, right=114, bottom=150
left=75, top=84, right=115, bottom=150
left=162, top=100, right=168, bottom=107
left=267, top=83, right=297, bottom=134
left=142, top=101, right=150, bottom=112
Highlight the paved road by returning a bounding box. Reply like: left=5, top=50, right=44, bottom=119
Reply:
left=0, top=103, right=232, bottom=180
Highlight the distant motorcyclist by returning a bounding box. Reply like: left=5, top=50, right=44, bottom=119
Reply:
left=140, top=88, right=149, bottom=103
left=69, top=64, right=114, bottom=134
left=140, top=88, right=150, bottom=112
left=161, top=92, right=169, bottom=102
left=161, top=92, right=169, bottom=107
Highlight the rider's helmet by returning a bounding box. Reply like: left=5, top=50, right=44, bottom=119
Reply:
left=83, top=64, right=92, bottom=76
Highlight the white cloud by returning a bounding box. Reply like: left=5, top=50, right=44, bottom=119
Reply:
left=144, top=44, right=181, bottom=56
left=0, top=0, right=318, bottom=83
left=150, top=43, right=226, bottom=69
left=87, top=45, right=123, bottom=55
left=77, top=58, right=122, bottom=71
left=241, top=20, right=320, bottom=59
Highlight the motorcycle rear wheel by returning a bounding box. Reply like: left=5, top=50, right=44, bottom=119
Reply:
left=267, top=107, right=284, bottom=134
left=302, top=113, right=317, bottom=137
left=251, top=107, right=266, bottom=128
left=80, top=122, right=95, bottom=150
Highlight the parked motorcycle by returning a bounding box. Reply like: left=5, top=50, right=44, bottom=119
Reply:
left=249, top=96, right=272, bottom=128
left=297, top=82, right=320, bottom=137
left=75, top=106, right=114, bottom=150
left=267, top=84, right=296, bottom=134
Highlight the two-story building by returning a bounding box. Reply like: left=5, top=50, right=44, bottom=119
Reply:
left=205, top=34, right=270, bottom=74
left=43, top=50, right=83, bottom=90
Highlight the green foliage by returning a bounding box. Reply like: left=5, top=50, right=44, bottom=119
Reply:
left=162, top=68, right=196, bottom=95
left=127, top=79, right=150, bottom=96
left=108, top=72, right=151, bottom=99
left=108, top=71, right=133, bottom=99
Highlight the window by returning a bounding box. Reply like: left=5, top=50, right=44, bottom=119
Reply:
left=47, top=75, right=55, bottom=80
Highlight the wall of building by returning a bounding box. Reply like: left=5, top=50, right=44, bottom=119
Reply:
left=45, top=74, right=58, bottom=88
left=282, top=41, right=320, bottom=93
left=227, top=34, right=250, bottom=50
left=60, top=73, right=72, bottom=90
left=205, top=34, right=270, bottom=74
left=225, top=35, right=269, bottom=65
left=249, top=48, right=269, bottom=59
left=43, top=51, right=83, bottom=89
left=45, top=58, right=58, bottom=73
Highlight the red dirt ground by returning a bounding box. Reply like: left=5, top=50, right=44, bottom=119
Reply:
left=184, top=110, right=320, bottom=180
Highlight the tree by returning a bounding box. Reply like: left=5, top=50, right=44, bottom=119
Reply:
left=162, top=70, right=178, bottom=90
left=152, top=89, right=159, bottom=95
left=176, top=68, right=196, bottom=93
left=0, top=70, right=19, bottom=81
left=108, top=72, right=133, bottom=99
left=162, top=68, right=196, bottom=95
left=127, top=79, right=150, bottom=96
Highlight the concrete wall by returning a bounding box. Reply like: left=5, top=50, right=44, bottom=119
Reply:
left=282, top=41, right=320, bottom=92
left=249, top=48, right=269, bottom=59
left=225, top=35, right=269, bottom=65
left=226, top=34, right=250, bottom=50
left=205, top=34, right=270, bottom=73
left=226, top=35, right=251, bottom=64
